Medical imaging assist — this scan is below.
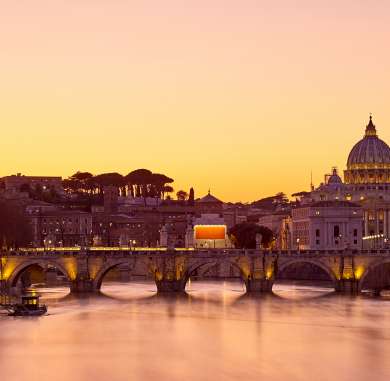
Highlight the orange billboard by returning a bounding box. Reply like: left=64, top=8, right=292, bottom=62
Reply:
left=194, top=225, right=226, bottom=240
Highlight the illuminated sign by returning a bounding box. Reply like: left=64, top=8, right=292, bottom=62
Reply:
left=194, top=225, right=226, bottom=240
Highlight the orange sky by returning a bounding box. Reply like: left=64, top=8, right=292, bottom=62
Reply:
left=0, top=1, right=389, bottom=202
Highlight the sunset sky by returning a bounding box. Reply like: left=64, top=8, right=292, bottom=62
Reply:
left=1, top=1, right=389, bottom=202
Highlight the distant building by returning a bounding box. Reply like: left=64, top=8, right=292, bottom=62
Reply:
left=291, top=201, right=363, bottom=250
left=257, top=211, right=291, bottom=250
left=0, top=174, right=63, bottom=193
left=29, top=209, right=92, bottom=247
left=195, top=191, right=224, bottom=214
left=192, top=213, right=231, bottom=248
left=223, top=205, right=248, bottom=229
left=302, top=116, right=390, bottom=248
left=159, top=218, right=189, bottom=248
left=92, top=213, right=147, bottom=247
left=158, top=192, right=233, bottom=249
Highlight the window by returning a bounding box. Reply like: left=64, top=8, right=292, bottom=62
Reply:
left=354, top=240, right=357, bottom=244
left=315, top=229, right=320, bottom=237
left=353, top=229, right=357, bottom=237
left=316, top=239, right=320, bottom=245
left=334, top=225, right=340, bottom=237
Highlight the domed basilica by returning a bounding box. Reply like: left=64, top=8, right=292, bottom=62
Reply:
left=309, top=116, right=390, bottom=248
left=345, top=116, right=390, bottom=184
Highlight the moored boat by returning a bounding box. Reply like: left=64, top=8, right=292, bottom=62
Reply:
left=8, top=294, right=47, bottom=316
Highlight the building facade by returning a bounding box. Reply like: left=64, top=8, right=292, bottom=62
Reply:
left=0, top=174, right=63, bottom=193
left=30, top=209, right=93, bottom=247
left=291, top=201, right=363, bottom=250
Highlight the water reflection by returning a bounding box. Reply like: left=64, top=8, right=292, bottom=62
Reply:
left=1, top=281, right=390, bottom=381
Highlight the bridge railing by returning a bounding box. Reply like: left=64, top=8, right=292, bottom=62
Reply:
left=3, top=247, right=390, bottom=257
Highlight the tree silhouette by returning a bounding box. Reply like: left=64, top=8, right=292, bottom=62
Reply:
left=228, top=222, right=274, bottom=249
left=163, top=185, right=174, bottom=199
left=252, top=193, right=289, bottom=211
left=63, top=171, right=94, bottom=194
left=176, top=190, right=188, bottom=201
left=125, top=169, right=152, bottom=205
left=150, top=173, right=174, bottom=199
left=62, top=169, right=175, bottom=206
left=93, top=173, right=125, bottom=195
left=188, top=187, right=195, bottom=205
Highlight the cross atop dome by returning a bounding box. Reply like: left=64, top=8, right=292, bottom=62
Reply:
left=365, top=114, right=377, bottom=137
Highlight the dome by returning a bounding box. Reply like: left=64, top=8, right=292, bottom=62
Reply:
left=327, top=167, right=342, bottom=184
left=347, top=116, right=390, bottom=169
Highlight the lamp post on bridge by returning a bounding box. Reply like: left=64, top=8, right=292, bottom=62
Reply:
left=129, top=239, right=136, bottom=252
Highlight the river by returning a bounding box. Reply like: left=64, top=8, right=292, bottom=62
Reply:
left=1, top=281, right=390, bottom=381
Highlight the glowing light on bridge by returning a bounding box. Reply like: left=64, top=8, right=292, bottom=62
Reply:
left=0, top=258, right=18, bottom=281
left=354, top=266, right=365, bottom=280
left=266, top=269, right=273, bottom=280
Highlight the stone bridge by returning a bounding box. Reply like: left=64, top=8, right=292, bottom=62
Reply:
left=2, top=248, right=390, bottom=295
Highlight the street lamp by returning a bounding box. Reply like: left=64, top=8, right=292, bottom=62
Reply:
left=129, top=239, right=136, bottom=252
left=296, top=238, right=300, bottom=251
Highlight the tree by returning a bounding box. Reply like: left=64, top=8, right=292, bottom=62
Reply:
left=125, top=169, right=153, bottom=205
left=163, top=185, right=174, bottom=199
left=0, top=201, right=33, bottom=249
left=176, top=190, right=188, bottom=201
left=150, top=173, right=174, bottom=199
left=188, top=187, right=195, bottom=205
left=252, top=193, right=289, bottom=211
left=93, top=173, right=125, bottom=195
left=125, top=169, right=174, bottom=205
left=63, top=171, right=94, bottom=194
left=72, top=171, right=94, bottom=183
left=228, top=222, right=274, bottom=249
left=275, top=192, right=289, bottom=205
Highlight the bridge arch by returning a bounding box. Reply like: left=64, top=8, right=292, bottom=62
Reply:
left=359, top=258, right=390, bottom=293
left=8, top=259, right=71, bottom=288
left=184, top=258, right=248, bottom=290
left=274, top=258, right=338, bottom=290
left=93, top=260, right=139, bottom=291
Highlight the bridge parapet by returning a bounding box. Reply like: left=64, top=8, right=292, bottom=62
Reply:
left=4, top=247, right=390, bottom=257
left=2, top=248, right=390, bottom=294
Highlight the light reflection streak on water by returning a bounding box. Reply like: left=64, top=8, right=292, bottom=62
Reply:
left=1, top=281, right=390, bottom=381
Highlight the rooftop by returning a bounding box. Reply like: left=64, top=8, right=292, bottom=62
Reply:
left=196, top=191, right=223, bottom=204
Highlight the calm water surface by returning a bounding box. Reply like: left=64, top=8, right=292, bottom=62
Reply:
left=1, top=281, right=390, bottom=381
